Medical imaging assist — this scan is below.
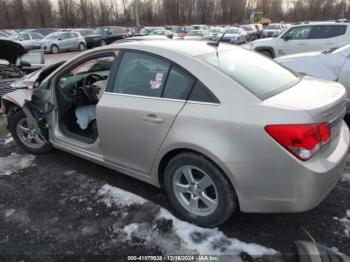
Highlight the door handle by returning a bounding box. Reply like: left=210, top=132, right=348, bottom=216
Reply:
left=143, top=114, right=164, bottom=124
left=326, top=42, right=335, bottom=45
left=297, top=43, right=305, bottom=46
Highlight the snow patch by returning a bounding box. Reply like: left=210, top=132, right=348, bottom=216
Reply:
left=0, top=153, right=35, bottom=176
left=158, top=208, right=277, bottom=257
left=97, top=184, right=147, bottom=208
left=97, top=184, right=277, bottom=257
left=0, top=134, right=14, bottom=146
left=337, top=210, right=350, bottom=238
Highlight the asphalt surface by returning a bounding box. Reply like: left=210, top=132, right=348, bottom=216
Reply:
left=0, top=49, right=349, bottom=260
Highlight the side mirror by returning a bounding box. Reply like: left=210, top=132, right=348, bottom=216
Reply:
left=107, top=31, right=112, bottom=35
left=58, top=37, right=62, bottom=41
left=284, top=35, right=290, bottom=41
left=167, top=34, right=173, bottom=39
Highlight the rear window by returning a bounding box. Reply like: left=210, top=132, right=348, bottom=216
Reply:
left=309, top=25, right=347, bottom=39
left=201, top=49, right=300, bottom=100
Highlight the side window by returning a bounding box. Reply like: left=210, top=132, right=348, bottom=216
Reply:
left=58, top=55, right=115, bottom=92
left=163, top=67, right=194, bottom=100
left=309, top=25, right=347, bottom=39
left=112, top=52, right=170, bottom=98
left=21, top=34, right=30, bottom=40
left=188, top=81, right=219, bottom=103
left=31, top=33, right=43, bottom=40
left=285, top=26, right=311, bottom=40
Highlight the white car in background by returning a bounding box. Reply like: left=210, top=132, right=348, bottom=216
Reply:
left=209, top=27, right=224, bottom=40
left=252, top=21, right=350, bottom=58
left=276, top=43, right=350, bottom=110
left=262, top=23, right=285, bottom=38
left=184, top=30, right=209, bottom=40
left=219, top=27, right=247, bottom=44
left=9, top=32, right=45, bottom=50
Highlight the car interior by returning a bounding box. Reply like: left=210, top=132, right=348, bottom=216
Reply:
left=55, top=55, right=115, bottom=143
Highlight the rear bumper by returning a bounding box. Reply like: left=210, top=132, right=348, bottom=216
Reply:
left=226, top=120, right=349, bottom=213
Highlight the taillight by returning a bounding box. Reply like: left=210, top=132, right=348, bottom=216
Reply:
left=265, top=123, right=331, bottom=161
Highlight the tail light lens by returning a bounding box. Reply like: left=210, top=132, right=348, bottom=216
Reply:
left=265, top=123, right=331, bottom=161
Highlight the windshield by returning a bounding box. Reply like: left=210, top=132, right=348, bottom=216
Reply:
left=227, top=28, right=239, bottom=34
left=45, top=33, right=60, bottom=39
left=96, top=27, right=110, bottom=35
left=174, top=28, right=186, bottom=33
left=267, top=24, right=281, bottom=30
left=188, top=30, right=202, bottom=36
left=201, top=49, right=300, bottom=99
left=210, top=28, right=222, bottom=33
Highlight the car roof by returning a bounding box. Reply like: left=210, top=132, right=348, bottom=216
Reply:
left=108, top=40, right=235, bottom=57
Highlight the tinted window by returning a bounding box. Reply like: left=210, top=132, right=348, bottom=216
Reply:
left=284, top=26, right=311, bottom=40
left=163, top=67, right=194, bottom=100
left=309, top=25, right=346, bottom=39
left=112, top=52, right=170, bottom=98
left=61, top=33, right=70, bottom=39
left=21, top=34, right=30, bottom=40
left=31, top=33, right=43, bottom=40
left=201, top=49, right=300, bottom=100
left=189, top=81, right=219, bottom=103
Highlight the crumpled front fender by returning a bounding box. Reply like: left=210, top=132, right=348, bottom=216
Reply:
left=1, top=89, right=33, bottom=113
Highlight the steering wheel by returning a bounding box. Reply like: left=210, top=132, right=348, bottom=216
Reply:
left=81, top=73, right=105, bottom=102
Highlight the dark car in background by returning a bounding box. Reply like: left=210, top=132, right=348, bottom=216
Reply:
left=95, top=26, right=128, bottom=45
left=72, top=29, right=103, bottom=49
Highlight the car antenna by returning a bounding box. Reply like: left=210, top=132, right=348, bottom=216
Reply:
left=207, top=27, right=228, bottom=47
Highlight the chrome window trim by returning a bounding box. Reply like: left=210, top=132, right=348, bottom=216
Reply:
left=103, top=91, right=220, bottom=106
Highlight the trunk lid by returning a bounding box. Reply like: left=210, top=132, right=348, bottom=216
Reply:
left=265, top=76, right=346, bottom=123
left=265, top=76, right=347, bottom=154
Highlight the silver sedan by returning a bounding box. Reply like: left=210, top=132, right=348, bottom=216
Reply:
left=1, top=40, right=349, bottom=227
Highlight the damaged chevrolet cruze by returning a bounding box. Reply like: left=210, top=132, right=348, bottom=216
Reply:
left=1, top=40, right=349, bottom=227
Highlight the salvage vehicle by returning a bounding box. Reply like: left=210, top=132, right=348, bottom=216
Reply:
left=1, top=40, right=349, bottom=227
left=276, top=43, right=350, bottom=112
left=0, top=39, right=45, bottom=98
left=252, top=21, right=350, bottom=57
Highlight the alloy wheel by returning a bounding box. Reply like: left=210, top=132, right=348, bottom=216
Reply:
left=172, top=165, right=218, bottom=216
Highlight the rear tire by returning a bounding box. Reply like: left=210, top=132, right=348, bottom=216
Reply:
left=9, top=110, right=52, bottom=154
left=50, top=45, right=59, bottom=54
left=164, top=152, right=237, bottom=227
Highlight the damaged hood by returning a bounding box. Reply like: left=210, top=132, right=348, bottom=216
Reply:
left=0, top=39, right=26, bottom=64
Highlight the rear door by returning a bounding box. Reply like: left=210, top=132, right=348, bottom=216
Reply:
left=305, top=25, right=347, bottom=52
left=277, top=26, right=311, bottom=56
left=97, top=51, right=194, bottom=174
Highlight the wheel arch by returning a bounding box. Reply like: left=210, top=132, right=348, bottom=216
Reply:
left=156, top=146, right=241, bottom=207
left=254, top=46, right=276, bottom=58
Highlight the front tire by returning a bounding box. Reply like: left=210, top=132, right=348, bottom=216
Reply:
left=50, top=45, right=59, bottom=54
left=260, top=50, right=273, bottom=58
left=78, top=42, right=86, bottom=51
left=164, top=152, right=237, bottom=227
left=9, top=110, right=52, bottom=154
